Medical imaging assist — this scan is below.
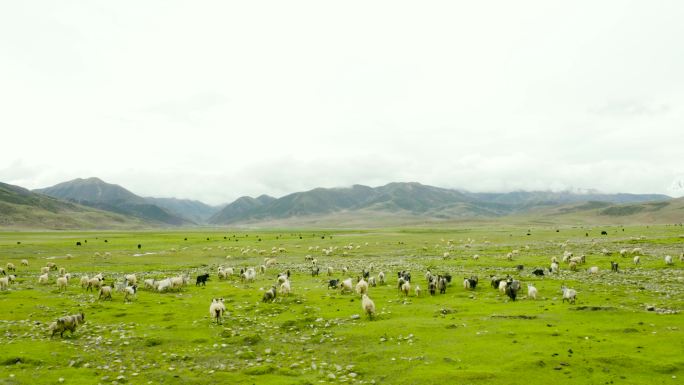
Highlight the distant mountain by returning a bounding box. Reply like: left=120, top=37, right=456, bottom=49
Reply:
left=0, top=181, right=148, bottom=229
left=145, top=197, right=221, bottom=224
left=208, top=182, right=671, bottom=225
left=34, top=178, right=191, bottom=226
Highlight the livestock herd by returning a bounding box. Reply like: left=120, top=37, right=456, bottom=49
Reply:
left=1, top=242, right=682, bottom=339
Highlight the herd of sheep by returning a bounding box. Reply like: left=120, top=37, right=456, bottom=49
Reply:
left=1, top=243, right=682, bottom=339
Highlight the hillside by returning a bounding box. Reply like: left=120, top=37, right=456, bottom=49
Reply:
left=0, top=182, right=149, bottom=229
left=34, top=178, right=191, bottom=226
left=208, top=182, right=671, bottom=225
left=145, top=197, right=221, bottom=224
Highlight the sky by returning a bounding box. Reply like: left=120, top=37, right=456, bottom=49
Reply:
left=1, top=1, right=683, bottom=205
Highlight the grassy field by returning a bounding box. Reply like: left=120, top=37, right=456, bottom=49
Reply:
left=0, top=225, right=682, bottom=385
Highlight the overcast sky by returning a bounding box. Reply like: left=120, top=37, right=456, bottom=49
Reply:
left=1, top=1, right=683, bottom=204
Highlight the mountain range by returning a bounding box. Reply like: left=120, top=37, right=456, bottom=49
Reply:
left=0, top=177, right=677, bottom=229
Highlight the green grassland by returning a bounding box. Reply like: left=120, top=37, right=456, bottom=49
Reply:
left=0, top=225, right=682, bottom=384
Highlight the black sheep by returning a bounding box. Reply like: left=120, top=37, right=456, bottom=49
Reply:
left=328, top=279, right=340, bottom=289
left=195, top=273, right=210, bottom=286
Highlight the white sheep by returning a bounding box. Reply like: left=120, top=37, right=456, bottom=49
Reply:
left=56, top=276, right=68, bottom=291
left=550, top=262, right=559, bottom=274
left=58, top=267, right=66, bottom=276
left=327, top=266, right=334, bottom=276
left=87, top=277, right=103, bottom=291
left=355, top=278, right=368, bottom=295
left=123, top=285, right=137, bottom=302
left=124, top=274, right=137, bottom=286
left=665, top=255, right=673, bottom=265
left=6, top=263, right=16, bottom=272
left=156, top=278, right=172, bottom=292
left=498, top=280, right=508, bottom=293
left=561, top=286, right=577, bottom=304
left=209, top=298, right=226, bottom=324
left=143, top=278, right=156, bottom=290
left=631, top=247, right=642, bottom=255
left=415, top=285, right=421, bottom=297
left=40, top=266, right=50, bottom=274
left=0, top=276, right=8, bottom=290
left=401, top=281, right=411, bottom=297
left=361, top=294, right=376, bottom=319
left=378, top=272, right=385, bottom=285
left=80, top=275, right=89, bottom=288
left=368, top=276, right=377, bottom=287
left=99, top=286, right=113, bottom=300
left=279, top=279, right=291, bottom=297
left=340, top=278, right=353, bottom=294
left=527, top=284, right=537, bottom=300
left=38, top=273, right=49, bottom=284
left=21, top=259, right=29, bottom=267
left=588, top=266, right=599, bottom=274
left=633, top=255, right=641, bottom=265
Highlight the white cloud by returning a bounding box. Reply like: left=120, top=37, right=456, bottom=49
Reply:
left=1, top=1, right=683, bottom=204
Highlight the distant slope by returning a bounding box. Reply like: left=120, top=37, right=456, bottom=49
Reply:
left=145, top=197, right=221, bottom=224
left=209, top=182, right=671, bottom=225
left=516, top=198, right=684, bottom=225
left=34, top=178, right=191, bottom=226
left=0, top=182, right=148, bottom=229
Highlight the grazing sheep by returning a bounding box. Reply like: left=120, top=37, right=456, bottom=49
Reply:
left=437, top=276, right=447, bottom=294
left=355, top=278, right=369, bottom=295
left=21, top=259, right=29, bottom=267
left=263, top=285, right=277, bottom=302
left=633, top=255, right=641, bottom=265
left=561, top=285, right=577, bottom=304
left=498, top=280, right=508, bottom=293
left=361, top=294, right=376, bottom=319
left=47, top=262, right=57, bottom=271
left=56, top=276, right=68, bottom=291
left=327, top=266, right=334, bottom=276
left=340, top=278, right=353, bottom=294
left=279, top=280, right=291, bottom=297
left=550, top=256, right=559, bottom=264
left=368, top=276, right=377, bottom=287
left=123, top=285, right=137, bottom=302
left=328, top=279, right=340, bottom=289
left=277, top=270, right=290, bottom=284
left=6, top=263, right=16, bottom=272
left=311, top=266, right=320, bottom=276
left=40, top=266, right=49, bottom=274
left=87, top=277, right=103, bottom=291
left=171, top=275, right=187, bottom=290
left=378, top=272, right=385, bottom=285
left=527, top=284, right=538, bottom=300
left=209, top=298, right=226, bottom=324
left=463, top=276, right=478, bottom=290
left=143, top=278, right=156, bottom=290
left=428, top=279, right=437, bottom=295
left=414, top=285, right=421, bottom=297
left=124, top=274, right=137, bottom=286
left=401, top=281, right=411, bottom=297
left=0, top=276, right=8, bottom=290
left=550, top=262, right=559, bottom=274
left=58, top=267, right=66, bottom=276
left=610, top=261, right=619, bottom=272
left=195, top=273, right=210, bottom=286
left=156, top=278, right=172, bottom=292
left=588, top=266, right=599, bottom=274
left=665, top=255, right=673, bottom=265
left=505, top=279, right=521, bottom=301
left=569, top=261, right=578, bottom=271
left=99, top=286, right=113, bottom=300
left=80, top=275, right=89, bottom=289
left=49, top=312, right=85, bottom=337
left=38, top=273, right=49, bottom=284
left=532, top=268, right=545, bottom=276
left=631, top=248, right=642, bottom=255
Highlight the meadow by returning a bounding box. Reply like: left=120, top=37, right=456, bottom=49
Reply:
left=0, top=225, right=682, bottom=385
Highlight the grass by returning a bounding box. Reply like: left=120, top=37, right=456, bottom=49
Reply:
left=0, top=225, right=682, bottom=384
